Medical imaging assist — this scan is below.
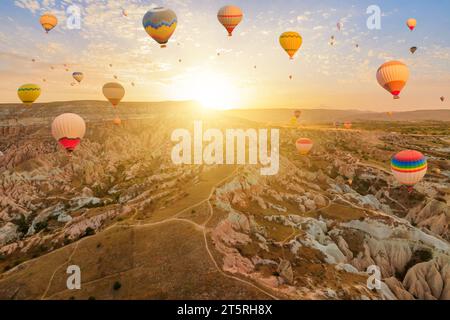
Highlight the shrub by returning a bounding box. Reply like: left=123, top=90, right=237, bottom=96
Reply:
left=113, top=281, right=122, bottom=291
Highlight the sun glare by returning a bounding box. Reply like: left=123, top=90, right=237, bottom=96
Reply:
left=191, top=72, right=239, bottom=110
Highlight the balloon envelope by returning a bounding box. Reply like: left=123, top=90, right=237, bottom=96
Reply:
left=72, top=72, right=84, bottom=83
left=143, top=7, right=177, bottom=47
left=391, top=150, right=427, bottom=186
left=296, top=138, right=313, bottom=155
left=51, top=113, right=86, bottom=152
left=217, top=5, right=243, bottom=37
left=410, top=47, right=417, bottom=54
left=344, top=122, right=352, bottom=129
left=103, top=82, right=125, bottom=107
left=40, top=13, right=58, bottom=33
left=18, top=84, right=41, bottom=105
left=376, top=61, right=409, bottom=99
left=407, top=18, right=417, bottom=31
left=280, top=31, right=302, bottom=60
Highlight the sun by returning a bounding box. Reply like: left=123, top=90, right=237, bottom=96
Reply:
left=191, top=72, right=239, bottom=110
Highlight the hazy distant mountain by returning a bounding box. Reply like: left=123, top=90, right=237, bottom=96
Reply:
left=1, top=100, right=449, bottom=125
left=225, top=108, right=450, bottom=123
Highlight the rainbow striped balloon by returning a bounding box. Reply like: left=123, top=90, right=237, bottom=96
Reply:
left=391, top=150, right=427, bottom=186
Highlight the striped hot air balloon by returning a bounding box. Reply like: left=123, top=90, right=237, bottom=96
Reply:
left=217, top=5, right=243, bottom=37
left=103, top=82, right=125, bottom=107
left=18, top=84, right=41, bottom=106
left=40, top=13, right=58, bottom=33
left=391, top=150, right=427, bottom=190
left=280, top=31, right=303, bottom=60
left=72, top=72, right=84, bottom=83
left=296, top=138, right=313, bottom=155
left=376, top=61, right=409, bottom=99
left=52, top=113, right=86, bottom=153
left=143, top=7, right=177, bottom=48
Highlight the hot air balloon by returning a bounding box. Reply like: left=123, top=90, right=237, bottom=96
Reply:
left=217, top=5, right=243, bottom=37
left=103, top=82, right=125, bottom=108
left=18, top=84, right=41, bottom=106
left=42, top=78, right=46, bottom=82
left=376, top=61, right=409, bottom=99
left=40, top=13, right=58, bottom=33
left=50, top=66, right=54, bottom=70
left=406, top=18, right=417, bottom=31
left=72, top=72, right=84, bottom=83
left=289, top=116, right=298, bottom=126
left=179, top=59, right=182, bottom=63
left=296, top=138, right=313, bottom=155
left=254, top=65, right=257, bottom=69
left=65, top=68, right=69, bottom=72
left=143, top=7, right=177, bottom=48
left=440, top=96, right=445, bottom=102
left=113, top=117, right=122, bottom=126
left=289, top=75, right=293, bottom=80
left=122, top=9, right=128, bottom=17
left=109, top=64, right=113, bottom=68
left=410, top=47, right=417, bottom=54
left=355, top=44, right=359, bottom=49
left=337, top=22, right=343, bottom=31
left=344, top=122, right=352, bottom=129
left=280, top=31, right=303, bottom=60
left=391, top=150, right=427, bottom=191
left=51, top=113, right=86, bottom=153
left=70, top=82, right=76, bottom=87
left=387, top=111, right=394, bottom=117
left=114, top=75, right=118, bottom=80
left=32, top=59, right=36, bottom=63
left=131, top=82, right=135, bottom=87
left=294, top=110, right=302, bottom=119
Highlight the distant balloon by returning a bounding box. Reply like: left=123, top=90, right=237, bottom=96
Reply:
left=72, top=72, right=84, bottom=83
left=337, top=22, right=343, bottom=31
left=109, top=64, right=113, bottom=68
left=386, top=111, right=393, bottom=117
left=406, top=18, right=417, bottom=31
left=32, top=59, right=36, bottom=63
left=40, top=13, right=58, bottom=33
left=280, top=31, right=303, bottom=60
left=113, top=117, right=122, bottom=126
left=143, top=7, right=177, bottom=48
left=391, top=150, right=427, bottom=190
left=65, top=68, right=69, bottom=72
left=410, top=46, right=417, bottom=54
left=18, top=84, right=41, bottom=106
left=51, top=113, right=86, bottom=153
left=179, top=59, right=182, bottom=63
left=294, top=110, right=302, bottom=119
left=217, top=5, right=243, bottom=37
left=114, top=75, right=118, bottom=79
left=376, top=61, right=409, bottom=99
left=289, top=75, right=293, bottom=80
left=289, top=116, right=298, bottom=126
left=355, top=44, right=359, bottom=48
left=254, top=65, right=257, bottom=69
left=344, top=122, right=352, bottom=129
left=103, top=82, right=125, bottom=108
left=296, top=138, right=313, bottom=155
left=131, top=82, right=135, bottom=87
left=42, top=78, right=46, bottom=82
left=70, top=82, right=76, bottom=86
left=122, top=9, right=128, bottom=17
left=50, top=66, right=54, bottom=70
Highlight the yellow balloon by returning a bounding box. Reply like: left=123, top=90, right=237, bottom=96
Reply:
left=18, top=84, right=41, bottom=106
left=40, top=13, right=58, bottom=33
left=143, top=7, right=177, bottom=48
left=280, top=32, right=303, bottom=60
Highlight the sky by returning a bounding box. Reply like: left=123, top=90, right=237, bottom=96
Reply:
left=1, top=0, right=450, bottom=111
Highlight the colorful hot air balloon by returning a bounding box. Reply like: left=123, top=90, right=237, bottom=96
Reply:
left=344, top=122, right=352, bottom=129
left=52, top=113, right=86, bottom=153
left=410, top=46, right=417, bottom=54
left=406, top=18, right=417, bottom=31
left=103, top=82, right=125, bottom=108
left=376, top=61, right=409, bottom=99
left=72, top=72, right=84, bottom=83
left=40, top=13, right=58, bottom=33
left=391, top=150, right=427, bottom=191
left=18, top=84, right=41, bottom=106
left=294, top=110, right=302, bottom=119
left=440, top=96, right=445, bottom=102
left=217, top=5, right=243, bottom=37
left=143, top=7, right=177, bottom=48
left=280, top=31, right=303, bottom=60
left=296, top=138, right=313, bottom=155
